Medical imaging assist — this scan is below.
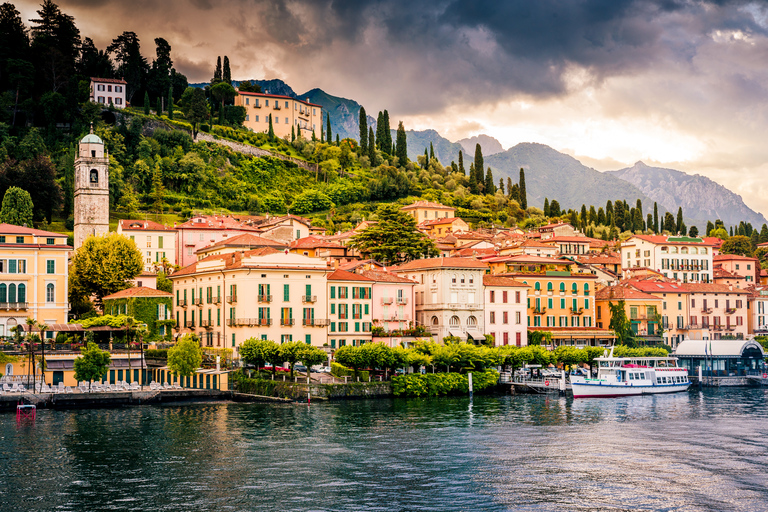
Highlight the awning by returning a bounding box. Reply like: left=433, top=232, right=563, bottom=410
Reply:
left=470, top=334, right=486, bottom=342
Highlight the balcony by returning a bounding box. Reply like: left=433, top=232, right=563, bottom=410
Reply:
left=382, top=297, right=394, bottom=305
left=178, top=299, right=188, bottom=307
left=725, top=308, right=736, bottom=314
left=303, top=318, right=329, bottom=327
left=258, top=295, right=272, bottom=303
left=701, top=307, right=713, bottom=314
left=212, top=296, right=222, bottom=304
left=396, top=297, right=408, bottom=305
left=192, top=297, right=201, bottom=305
left=533, top=308, right=547, bottom=315
left=302, top=295, right=317, bottom=303
left=280, top=318, right=295, bottom=326
left=200, top=320, right=212, bottom=329
left=233, top=318, right=261, bottom=327
left=184, top=321, right=195, bottom=328
left=273, top=104, right=282, bottom=110
left=0, top=302, right=28, bottom=310
left=570, top=308, right=584, bottom=315
left=258, top=318, right=273, bottom=326
left=227, top=295, right=237, bottom=304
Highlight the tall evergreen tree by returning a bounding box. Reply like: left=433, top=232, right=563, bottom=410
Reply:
left=359, top=106, right=367, bottom=154
left=543, top=198, right=550, bottom=216
left=423, top=148, right=429, bottom=168
left=396, top=121, right=407, bottom=165
left=597, top=207, right=606, bottom=226
left=499, top=179, right=505, bottom=194
left=606, top=200, right=614, bottom=226
left=382, top=110, right=392, bottom=153
left=647, top=213, right=653, bottom=233
left=751, top=230, right=759, bottom=249
left=268, top=113, right=275, bottom=140
left=760, top=224, right=768, bottom=244
left=375, top=111, right=384, bottom=150
left=653, top=202, right=659, bottom=233
left=326, top=113, right=332, bottom=145
left=474, top=144, right=484, bottom=191
left=676, top=207, right=684, bottom=234
left=336, top=134, right=340, bottom=145
left=212, top=56, right=222, bottom=84
left=581, top=205, right=588, bottom=229
left=614, top=200, right=625, bottom=231
left=706, top=220, right=715, bottom=236
left=429, top=143, right=435, bottom=162
left=518, top=168, right=527, bottom=209
left=550, top=200, right=561, bottom=217
left=485, top=167, right=495, bottom=194
left=458, top=151, right=465, bottom=175
left=589, top=205, right=597, bottom=225
left=222, top=56, right=231, bottom=84
left=507, top=177, right=513, bottom=199
left=167, top=86, right=174, bottom=119
left=690, top=226, right=699, bottom=238
left=291, top=125, right=295, bottom=142
left=368, top=126, right=375, bottom=163
left=664, top=212, right=675, bottom=232
left=143, top=91, right=150, bottom=115
left=156, top=97, right=162, bottom=115
left=469, top=163, right=478, bottom=194
left=730, top=226, right=734, bottom=237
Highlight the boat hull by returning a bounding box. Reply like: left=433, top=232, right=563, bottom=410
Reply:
left=571, top=381, right=690, bottom=399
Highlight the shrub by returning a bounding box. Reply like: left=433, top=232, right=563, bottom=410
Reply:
left=391, top=370, right=499, bottom=397
left=331, top=362, right=369, bottom=381
left=145, top=349, right=168, bottom=360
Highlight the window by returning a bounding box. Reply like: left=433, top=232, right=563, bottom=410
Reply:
left=467, top=316, right=477, bottom=327
left=503, top=311, right=508, bottom=324
left=449, top=316, right=460, bottom=327
left=283, top=284, right=290, bottom=301
left=15, top=236, right=23, bottom=244
left=46, top=260, right=55, bottom=274
left=490, top=290, right=495, bottom=303
left=46, top=283, right=54, bottom=302
left=502, top=291, right=508, bottom=303
left=490, top=311, right=496, bottom=324
left=515, top=291, right=521, bottom=303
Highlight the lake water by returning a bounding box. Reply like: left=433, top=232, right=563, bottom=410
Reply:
left=1, top=388, right=768, bottom=511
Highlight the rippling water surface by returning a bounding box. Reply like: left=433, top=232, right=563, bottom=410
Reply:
left=1, top=388, right=768, bottom=511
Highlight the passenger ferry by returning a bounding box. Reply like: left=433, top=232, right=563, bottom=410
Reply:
left=570, top=354, right=690, bottom=398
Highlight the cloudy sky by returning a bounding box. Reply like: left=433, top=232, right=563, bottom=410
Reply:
left=16, top=0, right=768, bottom=216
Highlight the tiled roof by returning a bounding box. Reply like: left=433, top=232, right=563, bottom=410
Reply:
left=327, top=269, right=375, bottom=282
left=629, top=235, right=715, bottom=246
left=419, top=218, right=462, bottom=227
left=577, top=253, right=621, bottom=264
left=454, top=247, right=498, bottom=258
left=119, top=220, right=175, bottom=231
left=290, top=235, right=343, bottom=249
left=539, top=223, right=572, bottom=230
left=103, top=286, right=172, bottom=300
left=482, top=275, right=530, bottom=287
left=401, top=201, right=455, bottom=210
left=0, top=223, right=68, bottom=237
left=714, top=254, right=758, bottom=262
left=258, top=214, right=313, bottom=229
left=360, top=270, right=416, bottom=284
left=520, top=239, right=554, bottom=248
left=171, top=247, right=281, bottom=277
left=91, top=77, right=127, bottom=84
left=546, top=236, right=591, bottom=243
left=236, top=89, right=322, bottom=107
left=683, top=282, right=749, bottom=294
left=595, top=285, right=659, bottom=301
left=713, top=268, right=743, bottom=279
left=176, top=215, right=260, bottom=232
left=486, top=254, right=572, bottom=265
left=337, top=259, right=385, bottom=271
left=391, top=257, right=490, bottom=271
left=626, top=279, right=687, bottom=293
left=199, top=232, right=287, bottom=252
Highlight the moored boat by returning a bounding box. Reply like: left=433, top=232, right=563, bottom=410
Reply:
left=570, top=355, right=690, bottom=398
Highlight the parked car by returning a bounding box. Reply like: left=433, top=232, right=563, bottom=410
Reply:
left=260, top=364, right=289, bottom=372
left=293, top=364, right=307, bottom=373
left=311, top=366, right=331, bottom=373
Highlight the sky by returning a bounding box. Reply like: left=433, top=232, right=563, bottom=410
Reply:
left=15, top=0, right=768, bottom=217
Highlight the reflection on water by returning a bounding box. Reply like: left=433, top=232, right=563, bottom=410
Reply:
left=1, top=389, right=767, bottom=511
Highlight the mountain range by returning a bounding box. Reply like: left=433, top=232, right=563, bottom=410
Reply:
left=191, top=79, right=767, bottom=229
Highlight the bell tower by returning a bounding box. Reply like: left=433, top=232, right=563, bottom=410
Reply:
left=74, top=126, right=110, bottom=249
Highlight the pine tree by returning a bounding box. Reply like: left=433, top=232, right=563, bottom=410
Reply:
left=268, top=114, right=275, bottom=140
left=760, top=224, right=768, bottom=243
left=212, top=56, right=222, bottom=84
left=543, top=198, right=550, bottom=216
left=359, top=106, right=368, bottom=154
left=653, top=202, right=659, bottom=233
left=676, top=207, right=684, bottom=234
left=143, top=91, right=150, bottom=115
left=518, top=168, right=527, bottom=209
left=396, top=121, right=407, bottom=165
left=368, top=126, right=375, bottom=163
left=326, top=113, right=332, bottom=145
left=499, top=179, right=505, bottom=194
left=223, top=56, right=231, bottom=84
left=485, top=167, right=495, bottom=194
left=458, top=151, right=465, bottom=175
left=474, top=144, right=484, bottom=190
left=429, top=143, right=435, bottom=162
left=167, top=86, right=174, bottom=119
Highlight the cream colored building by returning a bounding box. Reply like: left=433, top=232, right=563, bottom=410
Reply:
left=90, top=77, right=126, bottom=108
left=117, top=220, right=177, bottom=273
left=170, top=248, right=331, bottom=354
left=401, top=201, right=456, bottom=223
left=0, top=224, right=70, bottom=339
left=235, top=91, right=323, bottom=139
left=621, top=235, right=714, bottom=283
left=327, top=269, right=374, bottom=348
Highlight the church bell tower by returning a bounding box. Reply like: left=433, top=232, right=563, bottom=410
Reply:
left=74, top=126, right=110, bottom=249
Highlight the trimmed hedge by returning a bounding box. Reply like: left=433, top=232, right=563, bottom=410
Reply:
left=145, top=349, right=168, bottom=360
left=391, top=370, right=499, bottom=397
left=331, top=362, right=370, bottom=382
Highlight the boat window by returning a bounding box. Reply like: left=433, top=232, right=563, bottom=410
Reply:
left=629, top=373, right=635, bottom=380
left=640, top=373, right=645, bottom=380
left=657, top=378, right=662, bottom=384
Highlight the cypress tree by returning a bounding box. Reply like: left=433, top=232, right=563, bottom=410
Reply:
left=326, top=113, right=332, bottom=145
left=474, top=144, right=484, bottom=190
left=730, top=226, right=734, bottom=237
left=429, top=142, right=435, bottom=162
left=223, top=56, right=231, bottom=84
left=167, top=86, right=174, bottom=119
left=507, top=177, right=513, bottom=199
left=291, top=125, right=295, bottom=142
left=458, top=151, right=465, bottom=175
left=589, top=205, right=597, bottom=225
left=336, top=134, right=340, bottom=145
left=423, top=148, right=429, bottom=168
left=518, top=168, right=527, bottom=209
left=312, top=129, right=316, bottom=142
left=606, top=200, right=614, bottom=226
left=543, top=198, right=550, bottom=216
left=383, top=110, right=392, bottom=153
left=706, top=220, right=715, bottom=237
left=485, top=167, right=495, bottom=194
left=581, top=205, right=588, bottom=229
left=213, top=56, right=222, bottom=84
left=368, top=126, right=375, bottom=163
left=396, top=121, right=407, bottom=165
left=499, top=178, right=505, bottom=194
left=647, top=213, right=653, bottom=233
left=510, top=183, right=520, bottom=203
left=268, top=114, right=275, bottom=139
left=375, top=111, right=383, bottom=150
left=320, top=120, right=324, bottom=143
left=597, top=207, right=606, bottom=225
left=614, top=201, right=624, bottom=231
left=653, top=202, right=659, bottom=233
left=469, top=163, right=478, bottom=194
left=156, top=97, right=162, bottom=116
left=760, top=224, right=768, bottom=243
left=751, top=230, right=759, bottom=249
left=143, top=91, right=150, bottom=115
left=359, top=106, right=368, bottom=154
left=676, top=207, right=684, bottom=234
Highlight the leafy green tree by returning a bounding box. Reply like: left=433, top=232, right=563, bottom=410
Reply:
left=108, top=32, right=149, bottom=104
left=349, top=204, right=438, bottom=264
left=358, top=106, right=368, bottom=154
left=238, top=80, right=261, bottom=93
left=210, top=81, right=236, bottom=122
left=689, top=225, right=699, bottom=237
left=240, top=338, right=278, bottom=370
left=298, top=344, right=327, bottom=381
left=183, top=87, right=208, bottom=138
left=0, top=186, right=33, bottom=226
left=74, top=342, right=112, bottom=391
left=396, top=121, right=407, bottom=165
left=156, top=97, right=162, bottom=116
left=334, top=345, right=366, bottom=379
left=69, top=232, right=143, bottom=307
left=518, top=167, right=527, bottom=209
left=720, top=235, right=753, bottom=257
left=290, top=189, right=333, bottom=214
left=167, top=334, right=202, bottom=378
left=664, top=211, right=676, bottom=232
left=279, top=340, right=306, bottom=377
left=608, top=301, right=633, bottom=346
left=710, top=227, right=728, bottom=240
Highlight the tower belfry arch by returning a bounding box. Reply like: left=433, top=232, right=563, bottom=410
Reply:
left=74, top=125, right=110, bottom=249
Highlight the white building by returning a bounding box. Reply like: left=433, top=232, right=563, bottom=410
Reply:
left=117, top=220, right=177, bottom=273
left=392, top=257, right=489, bottom=343
left=621, top=235, right=714, bottom=283
left=483, top=275, right=529, bottom=347
left=90, top=78, right=127, bottom=108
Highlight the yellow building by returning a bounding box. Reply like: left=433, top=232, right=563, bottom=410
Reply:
left=234, top=91, right=323, bottom=139
left=401, top=200, right=456, bottom=223
left=595, top=284, right=663, bottom=343
left=0, top=224, right=70, bottom=339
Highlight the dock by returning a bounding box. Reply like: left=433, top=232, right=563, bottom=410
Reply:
left=0, top=389, right=228, bottom=411
left=499, top=373, right=571, bottom=394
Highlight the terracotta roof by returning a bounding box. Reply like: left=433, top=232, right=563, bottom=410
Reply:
left=539, top=223, right=572, bottom=231
left=520, top=239, right=555, bottom=248
left=176, top=215, right=260, bottom=232
left=290, top=235, right=343, bottom=249
left=483, top=275, right=530, bottom=287
left=119, top=219, right=175, bottom=231
left=0, top=223, right=68, bottom=238
left=327, top=269, right=375, bottom=282
left=91, top=77, right=127, bottom=84
left=683, top=282, right=749, bottom=294
left=391, top=257, right=490, bottom=271
left=714, top=254, right=758, bottom=262
left=199, top=232, right=287, bottom=252
left=360, top=270, right=416, bottom=284
left=401, top=201, right=455, bottom=211
left=171, top=247, right=281, bottom=277
left=236, top=89, right=322, bottom=107
left=258, top=214, right=313, bottom=229
left=103, top=286, right=173, bottom=300
left=454, top=247, right=498, bottom=258
left=337, top=259, right=384, bottom=271
left=486, top=254, right=572, bottom=265
left=595, top=285, right=659, bottom=301
left=577, top=253, right=621, bottom=264
left=546, top=236, right=592, bottom=243
left=419, top=218, right=462, bottom=227
left=713, top=268, right=744, bottom=279
left=629, top=235, right=715, bottom=246
left=626, top=280, right=687, bottom=293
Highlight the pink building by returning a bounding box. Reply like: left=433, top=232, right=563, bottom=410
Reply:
left=361, top=270, right=416, bottom=333
left=174, top=215, right=262, bottom=268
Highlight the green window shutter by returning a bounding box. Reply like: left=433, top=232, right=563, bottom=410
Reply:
left=176, top=290, right=179, bottom=306
left=364, top=304, right=369, bottom=315
left=355, top=322, right=360, bottom=332
left=331, top=286, right=336, bottom=299
left=331, top=303, right=336, bottom=314
left=159, top=236, right=163, bottom=249
left=305, top=334, right=311, bottom=345
left=217, top=308, right=221, bottom=326
left=331, top=322, right=336, bottom=332
left=208, top=309, right=211, bottom=323
left=306, top=284, right=311, bottom=296
left=284, top=284, right=290, bottom=301
left=584, top=299, right=589, bottom=310
left=331, top=339, right=336, bottom=348
left=46, top=260, right=54, bottom=274
left=560, top=298, right=565, bottom=309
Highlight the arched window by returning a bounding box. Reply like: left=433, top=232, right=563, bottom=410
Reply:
left=559, top=282, right=566, bottom=292
left=547, top=282, right=553, bottom=291
left=90, top=169, right=99, bottom=184
left=691, top=247, right=698, bottom=255
left=0, top=284, right=6, bottom=303
left=467, top=316, right=477, bottom=327
left=431, top=316, right=439, bottom=326
left=701, top=248, right=708, bottom=255
left=534, top=282, right=541, bottom=291
left=8, top=284, right=16, bottom=303
left=460, top=274, right=465, bottom=284
left=584, top=283, right=590, bottom=296
left=46, top=283, right=54, bottom=303
left=452, top=274, right=457, bottom=284
left=671, top=247, right=678, bottom=254
left=449, top=316, right=460, bottom=327
left=681, top=247, right=688, bottom=254
left=572, top=283, right=578, bottom=294
left=17, top=284, right=25, bottom=303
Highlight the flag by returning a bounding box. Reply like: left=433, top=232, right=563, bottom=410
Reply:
left=704, top=341, right=707, bottom=356
left=709, top=340, right=713, bottom=356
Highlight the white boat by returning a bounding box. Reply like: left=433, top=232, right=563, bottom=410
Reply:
left=570, top=356, right=690, bottom=398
